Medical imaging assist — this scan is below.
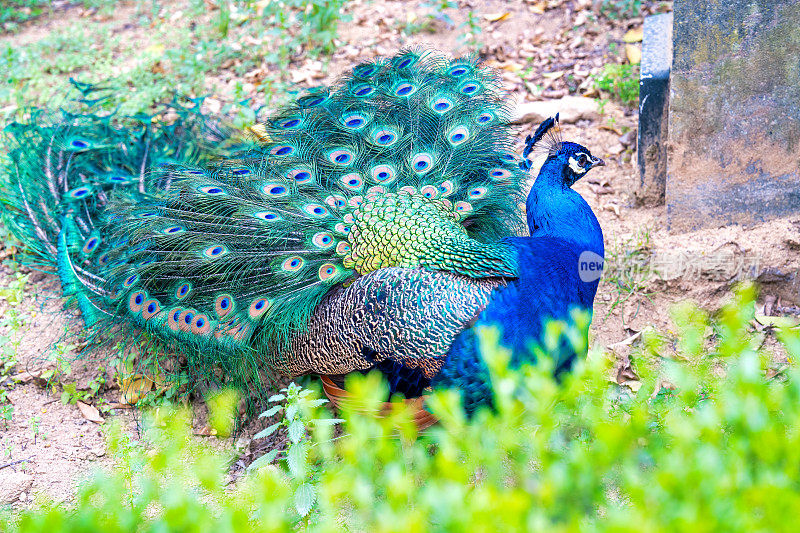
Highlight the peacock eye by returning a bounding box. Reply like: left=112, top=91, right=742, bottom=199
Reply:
left=578, top=154, right=589, bottom=166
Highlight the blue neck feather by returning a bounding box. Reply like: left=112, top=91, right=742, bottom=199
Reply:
left=526, top=158, right=604, bottom=259
left=432, top=155, right=606, bottom=411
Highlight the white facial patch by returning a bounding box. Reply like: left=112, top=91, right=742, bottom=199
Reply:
left=568, top=156, right=587, bottom=174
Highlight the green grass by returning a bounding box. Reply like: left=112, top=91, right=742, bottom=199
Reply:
left=0, top=0, right=351, bottom=122
left=602, top=227, right=653, bottom=316
left=594, top=63, right=639, bottom=107
left=3, top=285, right=800, bottom=530
left=0, top=1, right=47, bottom=31
left=597, top=0, right=642, bottom=20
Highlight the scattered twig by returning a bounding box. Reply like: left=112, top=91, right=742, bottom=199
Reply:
left=0, top=458, right=32, bottom=470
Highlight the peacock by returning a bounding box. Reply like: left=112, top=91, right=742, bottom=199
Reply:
left=0, top=50, right=605, bottom=413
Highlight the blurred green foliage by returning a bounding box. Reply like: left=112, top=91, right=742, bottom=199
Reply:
left=2, top=286, right=800, bottom=530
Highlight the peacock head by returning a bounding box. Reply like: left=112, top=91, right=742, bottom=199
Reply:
left=550, top=141, right=605, bottom=187
left=520, top=114, right=605, bottom=188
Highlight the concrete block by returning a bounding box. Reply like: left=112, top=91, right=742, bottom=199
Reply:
left=666, top=0, right=800, bottom=232
left=636, top=12, right=673, bottom=205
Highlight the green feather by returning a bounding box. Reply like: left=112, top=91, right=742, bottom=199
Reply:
left=1, top=50, right=527, bottom=384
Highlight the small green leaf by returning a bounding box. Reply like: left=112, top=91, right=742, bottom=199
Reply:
left=267, top=394, right=285, bottom=403
left=247, top=449, right=280, bottom=471
left=286, top=442, right=307, bottom=477
left=253, top=422, right=281, bottom=440
left=259, top=405, right=283, bottom=418
left=305, top=398, right=329, bottom=408
left=287, top=419, right=305, bottom=443
left=310, top=418, right=344, bottom=426
left=294, top=482, right=316, bottom=517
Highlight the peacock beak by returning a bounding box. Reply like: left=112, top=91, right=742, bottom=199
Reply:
left=591, top=157, right=605, bottom=168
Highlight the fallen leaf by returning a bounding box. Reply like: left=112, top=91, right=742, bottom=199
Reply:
left=542, top=70, right=565, bottom=80
left=105, top=402, right=133, bottom=410
left=119, top=375, right=153, bottom=405
left=607, top=331, right=643, bottom=350
left=76, top=401, right=104, bottom=424
left=623, top=380, right=642, bottom=392
left=600, top=124, right=623, bottom=135
left=483, top=12, right=511, bottom=22
left=194, top=425, right=218, bottom=437
left=626, top=44, right=642, bottom=65
left=754, top=313, right=800, bottom=329
left=530, top=1, right=546, bottom=14
left=502, top=62, right=524, bottom=72
left=623, top=27, right=644, bottom=43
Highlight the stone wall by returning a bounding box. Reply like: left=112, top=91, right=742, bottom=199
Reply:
left=667, top=0, right=800, bottom=232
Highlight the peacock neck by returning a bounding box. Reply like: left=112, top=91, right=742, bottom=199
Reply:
left=525, top=160, right=604, bottom=259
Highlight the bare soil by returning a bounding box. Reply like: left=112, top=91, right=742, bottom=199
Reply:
left=1, top=0, right=798, bottom=510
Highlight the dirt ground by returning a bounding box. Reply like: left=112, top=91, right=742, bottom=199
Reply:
left=1, top=0, right=799, bottom=509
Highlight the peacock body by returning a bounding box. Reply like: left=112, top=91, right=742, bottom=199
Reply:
left=1, top=50, right=604, bottom=412
left=292, top=121, right=606, bottom=410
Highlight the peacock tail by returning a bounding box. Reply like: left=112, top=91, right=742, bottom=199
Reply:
left=1, top=50, right=528, bottom=386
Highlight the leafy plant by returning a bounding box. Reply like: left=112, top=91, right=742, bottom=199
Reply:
left=0, top=272, right=28, bottom=306
left=594, top=63, right=639, bottom=106
left=257, top=0, right=350, bottom=59
left=0, top=0, right=47, bottom=32
left=602, top=226, right=654, bottom=315
left=0, top=273, right=28, bottom=409
left=0, top=402, right=12, bottom=427
left=597, top=0, right=642, bottom=20
left=4, top=286, right=800, bottom=531
left=250, top=382, right=343, bottom=518
left=0, top=0, right=350, bottom=121
left=28, top=415, right=43, bottom=444
left=39, top=342, right=74, bottom=386
left=459, top=10, right=483, bottom=52
left=400, top=0, right=457, bottom=36
left=58, top=373, right=105, bottom=406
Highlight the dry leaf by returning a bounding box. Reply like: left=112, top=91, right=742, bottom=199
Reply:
left=483, top=12, right=511, bottom=22
left=623, top=380, right=642, bottom=392
left=608, top=331, right=643, bottom=350
left=530, top=1, right=546, bottom=14
left=754, top=313, right=800, bottom=329
left=623, top=27, right=644, bottom=43
left=105, top=402, right=133, bottom=410
left=119, top=375, right=153, bottom=405
left=542, top=70, right=565, bottom=80
left=600, top=124, right=623, bottom=135
left=626, top=44, right=642, bottom=64
left=194, top=425, right=218, bottom=437
left=502, top=62, right=524, bottom=72
left=76, top=401, right=104, bottom=424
